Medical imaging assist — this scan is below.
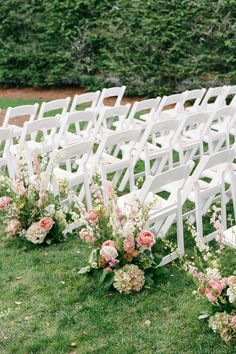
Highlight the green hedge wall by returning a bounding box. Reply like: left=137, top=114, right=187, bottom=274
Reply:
left=0, top=0, right=236, bottom=95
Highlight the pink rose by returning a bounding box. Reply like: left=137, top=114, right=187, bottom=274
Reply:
left=231, top=316, right=236, bottom=329
left=100, top=245, right=118, bottom=262
left=38, top=217, right=54, bottom=231
left=137, top=230, right=155, bottom=249
left=6, top=220, right=22, bottom=235
left=123, top=237, right=135, bottom=252
left=0, top=196, right=12, bottom=211
left=87, top=209, right=99, bottom=224
left=102, top=240, right=116, bottom=248
left=205, top=279, right=225, bottom=302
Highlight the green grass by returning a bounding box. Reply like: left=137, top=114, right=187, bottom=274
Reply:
left=0, top=98, right=235, bottom=353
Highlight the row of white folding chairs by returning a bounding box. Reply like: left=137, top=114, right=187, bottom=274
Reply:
left=2, top=84, right=236, bottom=135
left=1, top=123, right=236, bottom=265
left=1, top=104, right=236, bottom=188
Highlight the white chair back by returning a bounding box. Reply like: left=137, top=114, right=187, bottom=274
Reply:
left=38, top=97, right=71, bottom=119
left=70, top=91, right=100, bottom=112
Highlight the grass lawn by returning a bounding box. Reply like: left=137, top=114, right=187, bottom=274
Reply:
left=0, top=98, right=235, bottom=353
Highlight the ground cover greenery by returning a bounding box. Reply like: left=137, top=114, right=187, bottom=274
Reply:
left=0, top=1, right=236, bottom=95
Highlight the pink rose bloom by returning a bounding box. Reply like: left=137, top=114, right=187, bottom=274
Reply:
left=137, top=230, right=155, bottom=249
left=0, top=196, right=12, bottom=211
left=205, top=279, right=225, bottom=302
left=231, top=316, right=236, bottom=329
left=38, top=217, right=54, bottom=231
left=102, top=240, right=116, bottom=248
left=6, top=220, right=22, bottom=235
left=87, top=209, right=99, bottom=224
left=123, top=237, right=135, bottom=252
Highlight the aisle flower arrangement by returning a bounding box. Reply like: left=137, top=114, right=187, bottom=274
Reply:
left=78, top=175, right=163, bottom=294
left=179, top=206, right=236, bottom=342
left=0, top=156, right=82, bottom=245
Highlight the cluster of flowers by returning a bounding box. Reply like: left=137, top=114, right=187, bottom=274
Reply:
left=78, top=175, right=161, bottom=294
left=180, top=206, right=236, bottom=342
left=0, top=156, right=82, bottom=245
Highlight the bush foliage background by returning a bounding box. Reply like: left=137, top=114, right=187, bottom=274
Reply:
left=0, top=0, right=236, bottom=95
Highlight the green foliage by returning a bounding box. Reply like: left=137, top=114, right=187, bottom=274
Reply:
left=0, top=0, right=236, bottom=95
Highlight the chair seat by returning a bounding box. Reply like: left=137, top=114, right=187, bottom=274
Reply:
left=53, top=167, right=84, bottom=186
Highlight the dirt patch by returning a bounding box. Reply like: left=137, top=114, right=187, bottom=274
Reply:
left=0, top=87, right=143, bottom=105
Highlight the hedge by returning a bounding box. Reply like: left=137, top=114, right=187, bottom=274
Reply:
left=0, top=0, right=236, bottom=96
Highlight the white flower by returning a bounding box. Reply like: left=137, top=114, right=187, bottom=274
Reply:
left=227, top=285, right=236, bottom=303
left=44, top=204, right=56, bottom=217
left=206, top=268, right=222, bottom=280
left=100, top=246, right=118, bottom=261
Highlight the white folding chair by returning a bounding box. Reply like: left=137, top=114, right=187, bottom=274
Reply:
left=182, top=88, right=206, bottom=113
left=50, top=141, right=93, bottom=209
left=87, top=129, right=139, bottom=194
left=94, top=104, right=131, bottom=138
left=117, top=162, right=194, bottom=265
left=15, top=116, right=61, bottom=176
left=70, top=91, right=100, bottom=113
left=154, top=93, right=184, bottom=121
left=96, top=86, right=126, bottom=110
left=200, top=86, right=229, bottom=112
left=2, top=104, right=39, bottom=137
left=38, top=97, right=71, bottom=119
left=119, top=119, right=180, bottom=191
left=224, top=85, right=236, bottom=107
left=58, top=111, right=97, bottom=147
left=173, top=112, right=209, bottom=163
left=183, top=149, right=235, bottom=242
left=0, top=127, right=14, bottom=179
left=125, top=98, right=161, bottom=128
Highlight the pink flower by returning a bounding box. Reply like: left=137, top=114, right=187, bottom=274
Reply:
left=102, top=240, right=116, bottom=248
left=105, top=181, right=114, bottom=197
left=16, top=181, right=27, bottom=196
left=137, top=230, right=155, bottom=249
left=115, top=207, right=122, bottom=218
left=231, top=316, right=236, bottom=329
left=79, top=230, right=95, bottom=244
left=104, top=266, right=113, bottom=272
left=87, top=209, right=99, bottom=224
left=109, top=258, right=119, bottom=267
left=6, top=220, right=22, bottom=235
left=100, top=245, right=118, bottom=262
left=205, top=279, right=225, bottom=302
left=0, top=196, right=12, bottom=210
left=123, top=236, right=135, bottom=252
left=38, top=217, right=54, bottom=231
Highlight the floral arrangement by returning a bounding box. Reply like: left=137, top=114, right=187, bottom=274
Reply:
left=77, top=175, right=163, bottom=294
left=0, top=156, right=82, bottom=245
left=178, top=206, right=236, bottom=342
